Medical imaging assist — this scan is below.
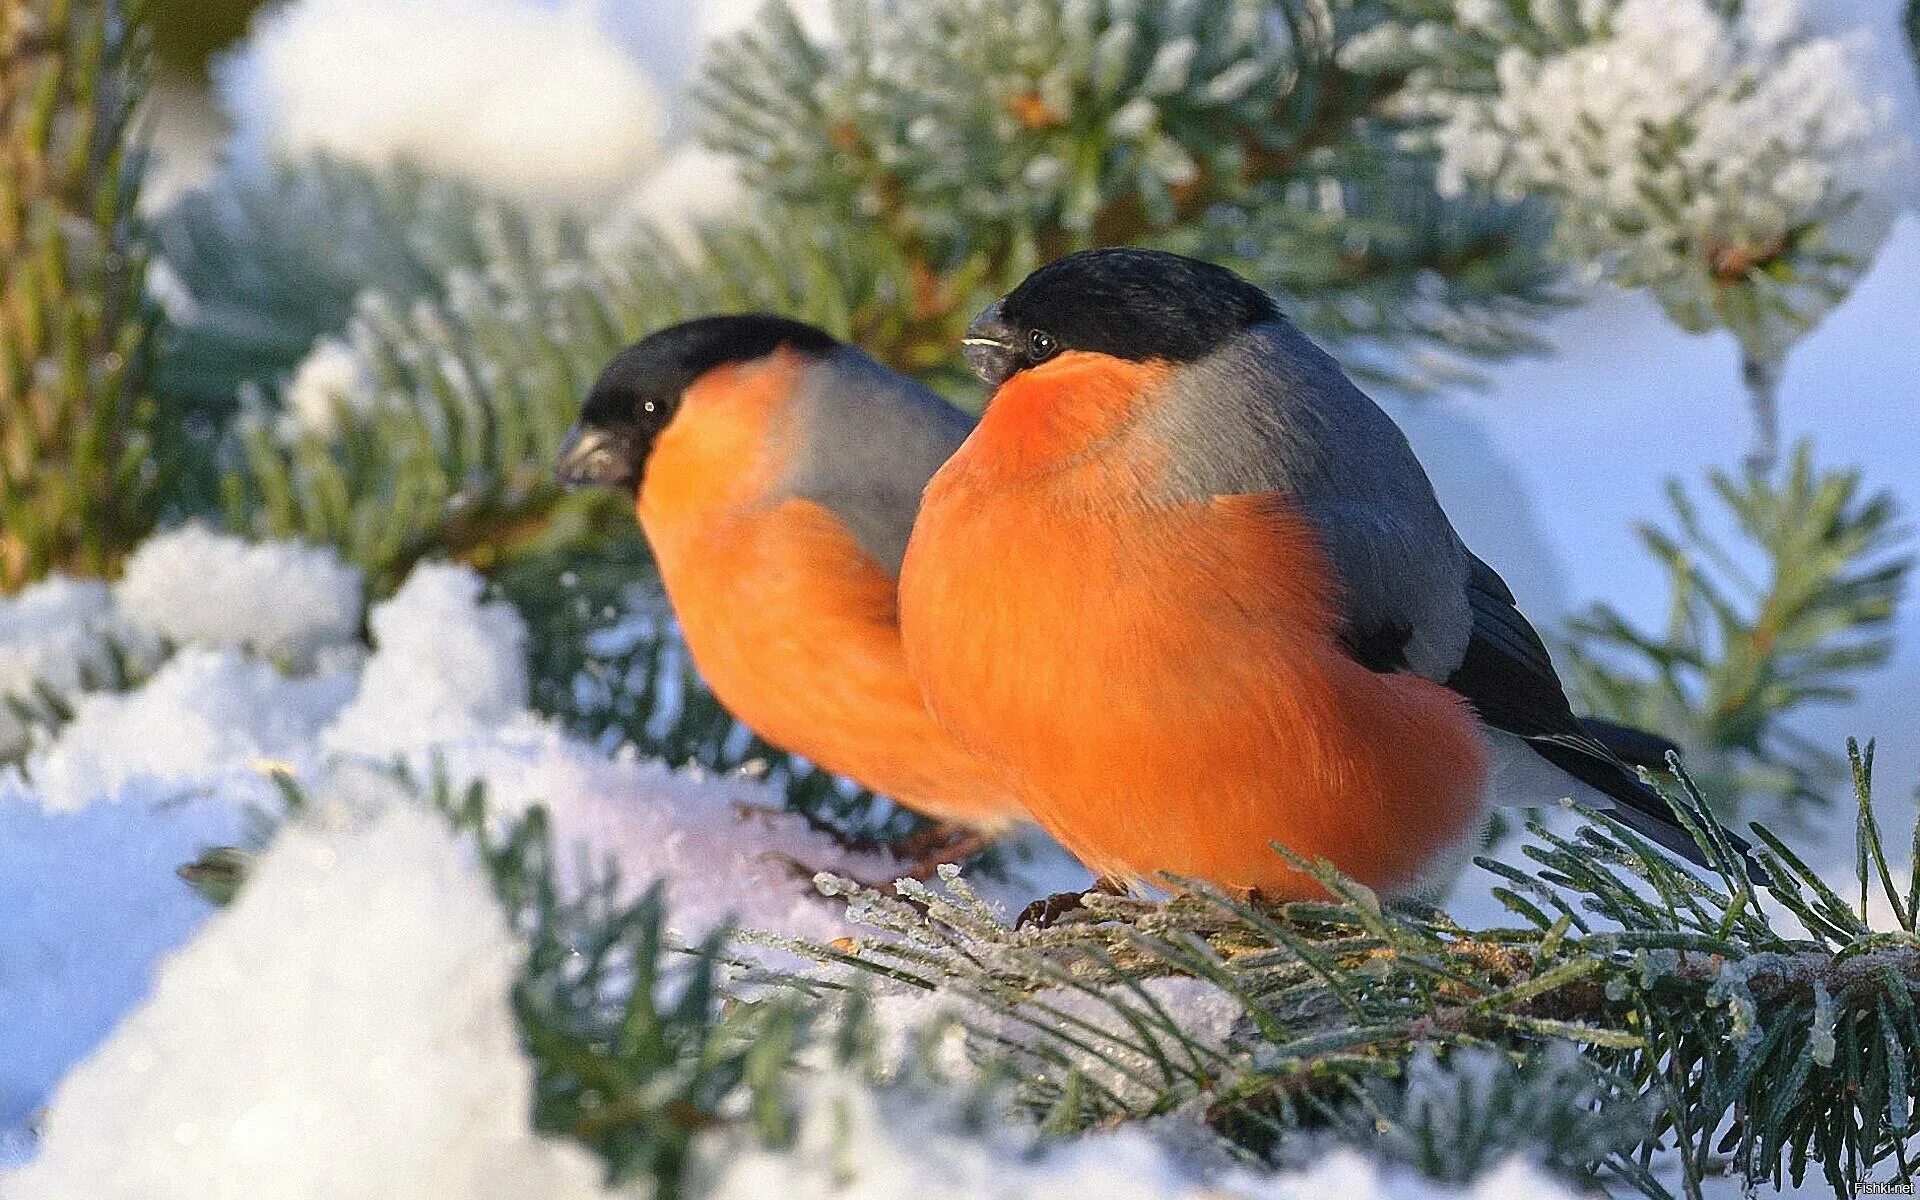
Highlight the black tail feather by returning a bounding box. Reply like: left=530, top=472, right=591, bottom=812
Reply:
left=1529, top=736, right=1769, bottom=885
left=1577, top=718, right=1682, bottom=772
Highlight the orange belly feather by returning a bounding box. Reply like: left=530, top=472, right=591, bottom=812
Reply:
left=900, top=354, right=1488, bottom=895
left=637, top=350, right=1022, bottom=829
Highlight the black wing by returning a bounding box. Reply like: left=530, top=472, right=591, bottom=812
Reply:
left=1442, top=557, right=1764, bottom=881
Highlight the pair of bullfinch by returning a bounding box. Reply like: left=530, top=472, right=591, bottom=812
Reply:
left=557, top=248, right=1755, bottom=901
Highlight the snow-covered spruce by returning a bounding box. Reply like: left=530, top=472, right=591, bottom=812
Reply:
left=0, top=577, right=152, bottom=761
left=25, top=648, right=357, bottom=813
left=0, top=540, right=906, bottom=1145
left=1350, top=0, right=1910, bottom=354
left=281, top=335, right=376, bottom=442
left=696, top=1069, right=1585, bottom=1199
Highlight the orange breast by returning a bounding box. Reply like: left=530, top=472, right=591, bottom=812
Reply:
left=900, top=356, right=1488, bottom=896
left=637, top=351, right=1022, bottom=830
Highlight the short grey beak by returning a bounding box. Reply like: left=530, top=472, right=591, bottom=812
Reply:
left=962, top=300, right=1019, bottom=389
left=554, top=423, right=639, bottom=491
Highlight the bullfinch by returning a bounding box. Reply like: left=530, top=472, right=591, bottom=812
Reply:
left=556, top=315, right=1024, bottom=865
left=898, top=248, right=1757, bottom=901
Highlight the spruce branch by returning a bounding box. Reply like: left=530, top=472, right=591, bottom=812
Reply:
left=0, top=0, right=162, bottom=590
left=789, top=756, right=1920, bottom=1197
left=0, top=627, right=154, bottom=766
left=1562, top=444, right=1910, bottom=812
left=182, top=763, right=843, bottom=1200
left=1355, top=0, right=1900, bottom=458
left=181, top=743, right=1920, bottom=1197
left=218, top=211, right=930, bottom=836
left=696, top=0, right=1562, bottom=388
left=151, top=156, right=567, bottom=423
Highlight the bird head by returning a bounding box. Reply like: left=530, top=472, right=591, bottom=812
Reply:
left=557, top=314, right=840, bottom=494
left=962, top=248, right=1280, bottom=391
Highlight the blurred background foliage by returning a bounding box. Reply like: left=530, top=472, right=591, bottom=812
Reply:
left=3, top=0, right=1915, bottom=833
left=150, top=0, right=266, bottom=78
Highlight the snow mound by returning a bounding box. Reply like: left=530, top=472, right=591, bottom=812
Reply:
left=5, top=802, right=609, bottom=1200
left=409, top=724, right=897, bottom=945
left=0, top=788, right=245, bottom=1131
left=0, top=543, right=894, bottom=1138
left=26, top=649, right=357, bottom=813
left=116, top=526, right=364, bottom=670
left=0, top=577, right=149, bottom=761
left=324, top=563, right=528, bottom=759
left=216, top=0, right=665, bottom=208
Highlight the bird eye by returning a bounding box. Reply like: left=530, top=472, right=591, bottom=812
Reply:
left=1026, top=329, right=1058, bottom=362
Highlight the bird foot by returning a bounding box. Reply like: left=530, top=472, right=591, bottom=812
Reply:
left=1015, top=890, right=1091, bottom=929
left=1014, top=876, right=1127, bottom=929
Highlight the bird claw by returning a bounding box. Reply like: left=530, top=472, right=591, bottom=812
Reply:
left=1015, top=890, right=1091, bottom=929
left=1014, top=877, right=1127, bottom=929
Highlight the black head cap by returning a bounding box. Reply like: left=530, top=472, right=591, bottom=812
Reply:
left=556, top=314, right=838, bottom=492
left=963, top=248, right=1280, bottom=388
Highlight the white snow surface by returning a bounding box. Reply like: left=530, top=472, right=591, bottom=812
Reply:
left=25, top=649, right=357, bottom=814
left=215, top=0, right=667, bottom=208
left=0, top=552, right=898, bottom=1153
left=0, top=787, right=248, bottom=1132
left=115, top=526, right=365, bottom=670
left=323, top=562, right=530, bottom=758
left=4, top=802, right=610, bottom=1200
left=699, top=1070, right=1584, bottom=1199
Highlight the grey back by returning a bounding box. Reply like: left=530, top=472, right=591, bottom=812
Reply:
left=1144, top=319, right=1474, bottom=680
left=784, top=347, right=978, bottom=578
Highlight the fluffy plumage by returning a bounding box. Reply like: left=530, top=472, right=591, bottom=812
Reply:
left=560, top=317, right=1021, bottom=832
left=903, top=250, right=1756, bottom=897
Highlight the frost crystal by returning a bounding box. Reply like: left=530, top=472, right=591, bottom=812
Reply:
left=1809, top=977, right=1838, bottom=1067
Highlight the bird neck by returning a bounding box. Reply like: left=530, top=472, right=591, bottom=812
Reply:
left=637, top=352, right=804, bottom=552
left=962, top=353, right=1171, bottom=484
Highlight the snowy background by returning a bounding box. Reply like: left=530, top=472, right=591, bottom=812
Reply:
left=2, top=0, right=1917, bottom=1195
